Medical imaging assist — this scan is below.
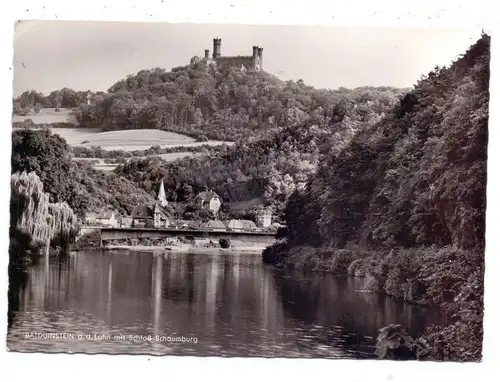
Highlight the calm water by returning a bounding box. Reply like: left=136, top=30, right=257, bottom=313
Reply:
left=7, top=250, right=438, bottom=358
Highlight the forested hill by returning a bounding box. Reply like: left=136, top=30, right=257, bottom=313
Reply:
left=73, top=62, right=406, bottom=141
left=282, top=34, right=489, bottom=251
left=263, top=34, right=489, bottom=362
left=114, top=85, right=406, bottom=214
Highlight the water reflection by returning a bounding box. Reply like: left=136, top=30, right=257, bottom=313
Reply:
left=7, top=250, right=438, bottom=358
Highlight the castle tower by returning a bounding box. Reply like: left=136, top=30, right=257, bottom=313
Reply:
left=157, top=180, right=168, bottom=208
left=258, top=47, right=263, bottom=69
left=213, top=38, right=222, bottom=59
left=252, top=46, right=259, bottom=70
left=204, top=49, right=210, bottom=59
left=252, top=46, right=258, bottom=59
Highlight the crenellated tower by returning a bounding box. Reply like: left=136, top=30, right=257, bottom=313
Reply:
left=213, top=38, right=222, bottom=59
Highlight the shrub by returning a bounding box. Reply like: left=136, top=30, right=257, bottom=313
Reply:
left=219, top=238, right=230, bottom=248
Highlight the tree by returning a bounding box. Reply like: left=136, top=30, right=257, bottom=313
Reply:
left=11, top=128, right=73, bottom=206
left=10, top=171, right=78, bottom=250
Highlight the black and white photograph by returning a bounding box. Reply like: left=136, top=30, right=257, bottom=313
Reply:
left=5, top=16, right=490, bottom=364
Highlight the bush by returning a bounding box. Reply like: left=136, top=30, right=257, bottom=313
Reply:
left=219, top=238, right=230, bottom=248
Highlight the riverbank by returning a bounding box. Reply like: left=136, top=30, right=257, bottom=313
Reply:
left=262, top=242, right=484, bottom=361
left=105, top=244, right=266, bottom=254
left=73, top=230, right=269, bottom=254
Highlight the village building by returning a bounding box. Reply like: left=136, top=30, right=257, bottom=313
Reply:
left=131, top=205, right=154, bottom=228
left=171, top=220, right=190, bottom=230
left=130, top=181, right=171, bottom=228
left=131, top=204, right=170, bottom=228
left=194, top=190, right=222, bottom=214
left=96, top=211, right=120, bottom=228
left=84, top=212, right=98, bottom=225
left=256, top=210, right=273, bottom=228
left=120, top=216, right=133, bottom=228
left=201, top=220, right=227, bottom=232
left=225, top=219, right=258, bottom=232
left=187, top=220, right=203, bottom=230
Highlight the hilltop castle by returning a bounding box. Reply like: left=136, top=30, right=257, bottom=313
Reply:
left=190, top=38, right=263, bottom=71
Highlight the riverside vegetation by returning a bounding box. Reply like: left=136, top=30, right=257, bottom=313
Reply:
left=10, top=34, right=489, bottom=361
left=263, top=34, right=489, bottom=361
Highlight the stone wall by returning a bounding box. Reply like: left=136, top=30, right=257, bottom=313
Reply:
left=216, top=56, right=255, bottom=70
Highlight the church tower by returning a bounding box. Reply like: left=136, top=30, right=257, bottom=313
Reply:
left=157, top=180, right=168, bottom=208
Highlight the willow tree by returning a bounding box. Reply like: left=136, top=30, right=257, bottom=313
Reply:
left=10, top=171, right=79, bottom=263
left=47, top=202, right=79, bottom=249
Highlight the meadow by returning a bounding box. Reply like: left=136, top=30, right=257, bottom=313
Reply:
left=46, top=128, right=230, bottom=151
left=12, top=109, right=232, bottom=171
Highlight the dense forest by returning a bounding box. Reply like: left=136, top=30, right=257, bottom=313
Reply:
left=113, top=86, right=406, bottom=215
left=11, top=128, right=155, bottom=218
left=14, top=63, right=406, bottom=142
left=12, top=67, right=405, bottom=220
left=263, top=34, right=490, bottom=361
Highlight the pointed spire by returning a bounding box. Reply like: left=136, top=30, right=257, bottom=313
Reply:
left=157, top=180, right=168, bottom=208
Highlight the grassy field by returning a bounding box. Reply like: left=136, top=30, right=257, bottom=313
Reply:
left=48, top=128, right=231, bottom=151
left=12, top=108, right=78, bottom=124
left=13, top=112, right=232, bottom=172
left=78, top=129, right=195, bottom=150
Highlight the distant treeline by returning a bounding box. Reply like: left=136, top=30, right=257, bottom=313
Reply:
left=13, top=88, right=105, bottom=111
left=71, top=143, right=227, bottom=159
left=12, top=121, right=77, bottom=129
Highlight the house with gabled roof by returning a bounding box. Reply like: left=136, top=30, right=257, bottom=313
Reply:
left=225, top=219, right=257, bottom=232
left=194, top=190, right=222, bottom=214
left=131, top=203, right=170, bottom=228
left=201, top=220, right=227, bottom=231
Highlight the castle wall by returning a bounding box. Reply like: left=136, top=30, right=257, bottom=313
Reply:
left=204, top=58, right=217, bottom=67
left=216, top=56, right=256, bottom=71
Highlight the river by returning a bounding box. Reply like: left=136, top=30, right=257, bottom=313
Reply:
left=7, top=250, right=438, bottom=358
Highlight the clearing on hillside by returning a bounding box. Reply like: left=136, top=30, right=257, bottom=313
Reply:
left=77, top=129, right=194, bottom=150
left=71, top=129, right=231, bottom=151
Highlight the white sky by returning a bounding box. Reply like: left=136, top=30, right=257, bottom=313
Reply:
left=12, top=21, right=481, bottom=95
